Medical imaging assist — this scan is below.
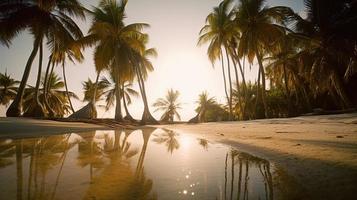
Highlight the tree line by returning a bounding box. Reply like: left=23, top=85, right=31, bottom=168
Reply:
left=1, top=0, right=357, bottom=124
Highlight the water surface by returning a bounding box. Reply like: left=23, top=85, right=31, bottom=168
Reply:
left=0, top=128, right=302, bottom=200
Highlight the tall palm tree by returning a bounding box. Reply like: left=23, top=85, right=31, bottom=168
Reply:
left=1, top=0, right=85, bottom=117
left=134, top=46, right=158, bottom=124
left=77, top=0, right=149, bottom=120
left=198, top=0, right=239, bottom=120
left=0, top=71, right=19, bottom=106
left=153, top=89, right=182, bottom=123
left=235, top=0, right=294, bottom=118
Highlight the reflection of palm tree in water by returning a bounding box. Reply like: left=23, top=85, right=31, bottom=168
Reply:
left=1, top=135, right=74, bottom=200
left=84, top=128, right=157, bottom=200
left=222, top=149, right=274, bottom=200
left=77, top=131, right=104, bottom=182
left=152, top=129, right=179, bottom=154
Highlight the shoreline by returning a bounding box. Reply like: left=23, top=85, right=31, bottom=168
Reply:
left=1, top=114, right=356, bottom=199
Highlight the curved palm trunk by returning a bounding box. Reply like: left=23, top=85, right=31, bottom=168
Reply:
left=7, top=37, right=41, bottom=117
left=224, top=46, right=233, bottom=120
left=43, top=56, right=55, bottom=117
left=220, top=51, right=230, bottom=120
left=24, top=38, right=45, bottom=117
left=256, top=50, right=269, bottom=118
left=62, top=62, right=75, bottom=114
left=136, top=65, right=157, bottom=124
left=122, top=84, right=135, bottom=122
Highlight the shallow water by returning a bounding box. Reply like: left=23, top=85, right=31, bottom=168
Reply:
left=0, top=128, right=302, bottom=200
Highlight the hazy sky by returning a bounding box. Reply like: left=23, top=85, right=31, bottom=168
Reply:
left=0, top=0, right=304, bottom=120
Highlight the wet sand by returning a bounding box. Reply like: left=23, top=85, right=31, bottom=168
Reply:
left=159, top=113, right=357, bottom=199
left=0, top=117, right=109, bottom=138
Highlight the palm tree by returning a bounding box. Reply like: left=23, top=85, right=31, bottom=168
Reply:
left=194, top=91, right=217, bottom=122
left=1, top=0, right=85, bottom=117
left=153, top=89, right=182, bottom=123
left=291, top=0, right=356, bottom=109
left=49, top=36, right=84, bottom=114
left=23, top=73, right=78, bottom=118
left=235, top=0, right=294, bottom=118
left=82, top=78, right=110, bottom=104
left=77, top=0, right=149, bottom=121
left=0, top=71, right=19, bottom=106
left=134, top=47, right=158, bottom=124
left=103, top=74, right=139, bottom=122
left=265, top=33, right=302, bottom=116
left=198, top=0, right=239, bottom=120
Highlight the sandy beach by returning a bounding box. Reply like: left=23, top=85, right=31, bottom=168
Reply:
left=160, top=113, right=357, bottom=199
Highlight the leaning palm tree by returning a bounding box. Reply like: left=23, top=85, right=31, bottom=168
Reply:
left=1, top=0, right=85, bottom=117
left=0, top=71, right=19, bottom=106
left=198, top=0, right=238, bottom=120
left=235, top=0, right=294, bottom=118
left=76, top=0, right=149, bottom=121
left=153, top=89, right=182, bottom=123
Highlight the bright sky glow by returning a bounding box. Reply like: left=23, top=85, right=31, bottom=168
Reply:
left=0, top=0, right=304, bottom=120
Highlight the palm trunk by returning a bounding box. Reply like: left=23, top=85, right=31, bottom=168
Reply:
left=224, top=46, right=233, bottom=120
left=137, top=65, right=157, bottom=124
left=256, top=50, right=268, bottom=118
left=232, top=50, right=248, bottom=120
left=7, top=37, right=41, bottom=117
left=114, top=80, right=123, bottom=121
left=24, top=37, right=45, bottom=117
left=62, top=62, right=75, bottom=114
left=220, top=50, right=230, bottom=120
left=34, top=38, right=43, bottom=106
left=43, top=56, right=53, bottom=116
